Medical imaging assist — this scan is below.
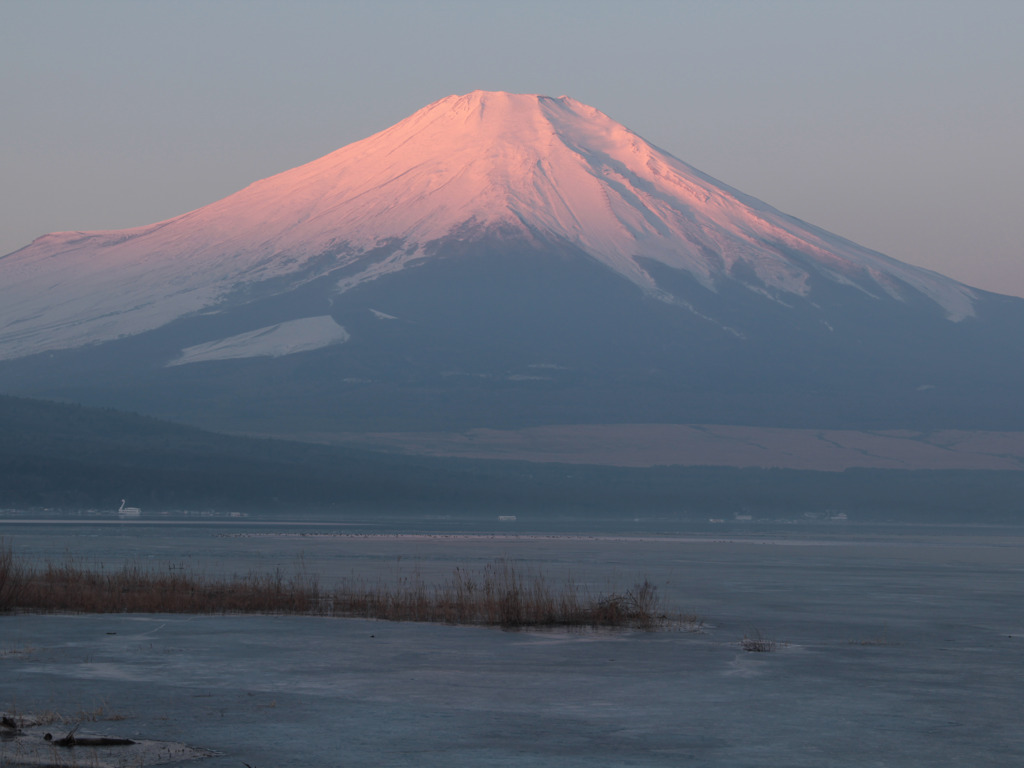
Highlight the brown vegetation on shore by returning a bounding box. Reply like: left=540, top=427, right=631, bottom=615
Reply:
left=0, top=540, right=682, bottom=630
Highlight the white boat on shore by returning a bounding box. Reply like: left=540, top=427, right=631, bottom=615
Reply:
left=118, top=499, right=141, bottom=516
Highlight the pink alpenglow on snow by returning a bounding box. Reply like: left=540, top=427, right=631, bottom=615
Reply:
left=0, top=91, right=977, bottom=361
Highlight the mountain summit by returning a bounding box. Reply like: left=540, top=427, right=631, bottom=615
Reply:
left=1, top=91, right=1022, bottom=434
left=1, top=91, right=976, bottom=359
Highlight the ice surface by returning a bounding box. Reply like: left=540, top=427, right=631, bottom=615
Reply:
left=166, top=316, right=349, bottom=366
left=2, top=517, right=1023, bottom=767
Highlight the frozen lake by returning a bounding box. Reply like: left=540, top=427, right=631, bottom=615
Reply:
left=2, top=512, right=1023, bottom=766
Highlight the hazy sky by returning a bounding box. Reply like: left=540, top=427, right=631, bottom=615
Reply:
left=2, top=0, right=1022, bottom=296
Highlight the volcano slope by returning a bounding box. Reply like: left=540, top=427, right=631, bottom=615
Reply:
left=2, top=91, right=1022, bottom=445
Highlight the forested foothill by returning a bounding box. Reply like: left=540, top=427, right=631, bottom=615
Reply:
left=1, top=395, right=1021, bottom=522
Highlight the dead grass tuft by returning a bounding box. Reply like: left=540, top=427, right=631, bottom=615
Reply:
left=0, top=548, right=680, bottom=631
left=740, top=629, right=777, bottom=652
left=0, top=539, right=27, bottom=613
left=330, top=562, right=674, bottom=629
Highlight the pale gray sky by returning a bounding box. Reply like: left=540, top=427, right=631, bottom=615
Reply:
left=2, top=0, right=1022, bottom=296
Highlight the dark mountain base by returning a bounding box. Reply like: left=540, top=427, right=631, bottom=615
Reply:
left=1, top=395, right=1021, bottom=523
left=4, top=238, right=1024, bottom=434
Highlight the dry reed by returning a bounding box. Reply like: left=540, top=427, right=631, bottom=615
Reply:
left=740, top=629, right=777, bottom=652
left=1, top=546, right=677, bottom=630
left=0, top=539, right=27, bottom=613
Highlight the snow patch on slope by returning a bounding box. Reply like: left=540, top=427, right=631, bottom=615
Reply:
left=167, top=316, right=349, bottom=366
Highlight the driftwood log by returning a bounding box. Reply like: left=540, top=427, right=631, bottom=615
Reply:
left=44, top=726, right=135, bottom=747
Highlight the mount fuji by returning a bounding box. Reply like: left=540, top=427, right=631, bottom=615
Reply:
left=2, top=91, right=1023, bottom=438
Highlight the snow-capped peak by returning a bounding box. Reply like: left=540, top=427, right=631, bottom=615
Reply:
left=0, top=91, right=978, bottom=360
